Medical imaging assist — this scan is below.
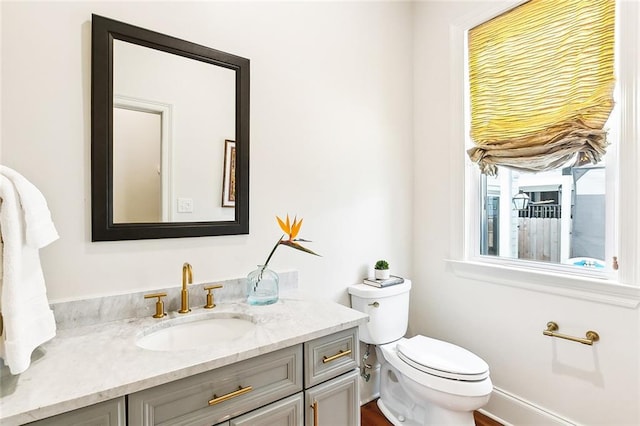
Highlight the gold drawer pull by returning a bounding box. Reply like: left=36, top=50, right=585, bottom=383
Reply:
left=322, top=349, right=352, bottom=364
left=208, top=385, right=253, bottom=406
left=310, top=401, right=319, bottom=426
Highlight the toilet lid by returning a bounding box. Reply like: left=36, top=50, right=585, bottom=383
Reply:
left=396, top=335, right=490, bottom=381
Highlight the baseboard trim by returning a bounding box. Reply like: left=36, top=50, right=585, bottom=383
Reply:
left=360, top=392, right=380, bottom=406
left=483, top=386, right=576, bottom=426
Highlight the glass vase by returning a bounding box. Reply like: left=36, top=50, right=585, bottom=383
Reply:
left=247, top=265, right=279, bottom=305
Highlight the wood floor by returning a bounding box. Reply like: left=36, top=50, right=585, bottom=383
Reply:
left=361, top=399, right=502, bottom=426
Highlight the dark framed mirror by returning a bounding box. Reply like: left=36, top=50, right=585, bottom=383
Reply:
left=91, top=14, right=249, bottom=241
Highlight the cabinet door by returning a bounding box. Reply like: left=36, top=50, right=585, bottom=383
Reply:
left=230, top=393, right=303, bottom=426
left=27, top=397, right=125, bottom=426
left=305, top=370, right=359, bottom=426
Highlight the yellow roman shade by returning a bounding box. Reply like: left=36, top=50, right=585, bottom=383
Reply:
left=467, top=0, right=616, bottom=175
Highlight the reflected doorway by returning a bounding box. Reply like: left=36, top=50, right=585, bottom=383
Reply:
left=113, top=97, right=172, bottom=223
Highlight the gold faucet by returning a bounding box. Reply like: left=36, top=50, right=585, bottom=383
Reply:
left=179, top=262, right=193, bottom=313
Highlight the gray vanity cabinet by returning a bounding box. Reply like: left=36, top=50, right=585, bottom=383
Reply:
left=27, top=397, right=125, bottom=426
left=304, top=327, right=360, bottom=426
left=26, top=328, right=360, bottom=426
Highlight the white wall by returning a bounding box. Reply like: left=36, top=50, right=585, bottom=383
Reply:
left=0, top=1, right=414, bottom=304
left=413, top=2, right=640, bottom=425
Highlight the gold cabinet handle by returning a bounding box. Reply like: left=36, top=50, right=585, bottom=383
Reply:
left=322, top=349, right=352, bottom=364
left=208, top=385, right=253, bottom=406
left=310, top=401, right=319, bottom=426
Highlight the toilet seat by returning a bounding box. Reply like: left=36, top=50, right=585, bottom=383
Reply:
left=396, top=335, right=489, bottom=381
left=378, top=339, right=493, bottom=398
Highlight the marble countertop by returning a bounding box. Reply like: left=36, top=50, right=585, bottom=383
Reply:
left=0, top=294, right=368, bottom=425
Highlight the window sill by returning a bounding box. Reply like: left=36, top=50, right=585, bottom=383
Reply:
left=445, top=259, right=640, bottom=308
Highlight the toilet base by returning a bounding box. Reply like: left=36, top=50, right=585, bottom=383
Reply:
left=378, top=395, right=477, bottom=426
left=377, top=398, right=421, bottom=426
left=377, top=360, right=427, bottom=425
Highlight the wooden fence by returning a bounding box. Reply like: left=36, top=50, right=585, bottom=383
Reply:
left=518, top=217, right=560, bottom=262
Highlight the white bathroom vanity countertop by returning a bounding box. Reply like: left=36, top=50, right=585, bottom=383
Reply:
left=0, top=295, right=368, bottom=425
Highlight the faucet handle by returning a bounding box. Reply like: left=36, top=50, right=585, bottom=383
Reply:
left=144, top=292, right=167, bottom=318
left=204, top=284, right=223, bottom=309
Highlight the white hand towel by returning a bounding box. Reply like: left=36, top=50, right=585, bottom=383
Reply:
left=0, top=166, right=58, bottom=248
left=0, top=168, right=59, bottom=375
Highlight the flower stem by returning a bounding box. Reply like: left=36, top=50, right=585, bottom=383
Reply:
left=254, top=235, right=284, bottom=291
left=262, top=235, right=284, bottom=269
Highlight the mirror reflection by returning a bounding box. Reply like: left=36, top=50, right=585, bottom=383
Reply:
left=113, top=40, right=236, bottom=223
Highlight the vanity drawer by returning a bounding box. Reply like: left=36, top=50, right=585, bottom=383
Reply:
left=304, top=327, right=358, bottom=387
left=128, top=345, right=302, bottom=426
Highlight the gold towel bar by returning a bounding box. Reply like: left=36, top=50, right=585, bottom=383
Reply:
left=543, top=321, right=600, bottom=345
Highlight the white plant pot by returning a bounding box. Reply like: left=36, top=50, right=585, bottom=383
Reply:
left=375, top=269, right=390, bottom=280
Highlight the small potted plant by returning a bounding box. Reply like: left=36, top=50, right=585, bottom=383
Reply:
left=374, top=260, right=390, bottom=280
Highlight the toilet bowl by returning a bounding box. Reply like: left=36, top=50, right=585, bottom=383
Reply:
left=348, top=281, right=492, bottom=426
left=376, top=337, right=492, bottom=425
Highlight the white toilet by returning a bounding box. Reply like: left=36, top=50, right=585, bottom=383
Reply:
left=348, top=280, right=492, bottom=426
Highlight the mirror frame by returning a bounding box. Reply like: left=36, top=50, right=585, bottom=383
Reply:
left=91, top=14, right=249, bottom=241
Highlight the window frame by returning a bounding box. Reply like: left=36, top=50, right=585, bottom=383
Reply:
left=446, top=0, right=640, bottom=308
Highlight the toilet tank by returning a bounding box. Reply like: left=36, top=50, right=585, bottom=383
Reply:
left=348, top=280, right=411, bottom=345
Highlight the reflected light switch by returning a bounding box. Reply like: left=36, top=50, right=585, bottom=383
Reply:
left=177, top=198, right=193, bottom=213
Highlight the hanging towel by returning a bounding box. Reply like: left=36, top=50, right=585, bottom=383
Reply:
left=0, top=166, right=59, bottom=375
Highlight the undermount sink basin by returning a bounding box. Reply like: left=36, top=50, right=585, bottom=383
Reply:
left=136, top=314, right=256, bottom=352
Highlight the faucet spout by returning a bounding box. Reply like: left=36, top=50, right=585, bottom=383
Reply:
left=179, top=262, right=193, bottom=313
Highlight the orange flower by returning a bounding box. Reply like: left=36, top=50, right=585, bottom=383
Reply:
left=276, top=214, right=303, bottom=241
left=254, top=214, right=320, bottom=290
left=261, top=214, right=320, bottom=271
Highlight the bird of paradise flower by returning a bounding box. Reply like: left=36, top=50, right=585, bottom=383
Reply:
left=254, top=214, right=320, bottom=290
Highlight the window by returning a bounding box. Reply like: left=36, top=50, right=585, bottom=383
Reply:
left=468, top=0, right=615, bottom=276
left=447, top=0, right=640, bottom=306
left=477, top=161, right=611, bottom=272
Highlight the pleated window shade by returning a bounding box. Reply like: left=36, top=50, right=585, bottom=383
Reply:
left=467, top=0, right=616, bottom=176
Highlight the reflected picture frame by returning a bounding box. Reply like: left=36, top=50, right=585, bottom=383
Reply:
left=222, top=139, right=236, bottom=207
